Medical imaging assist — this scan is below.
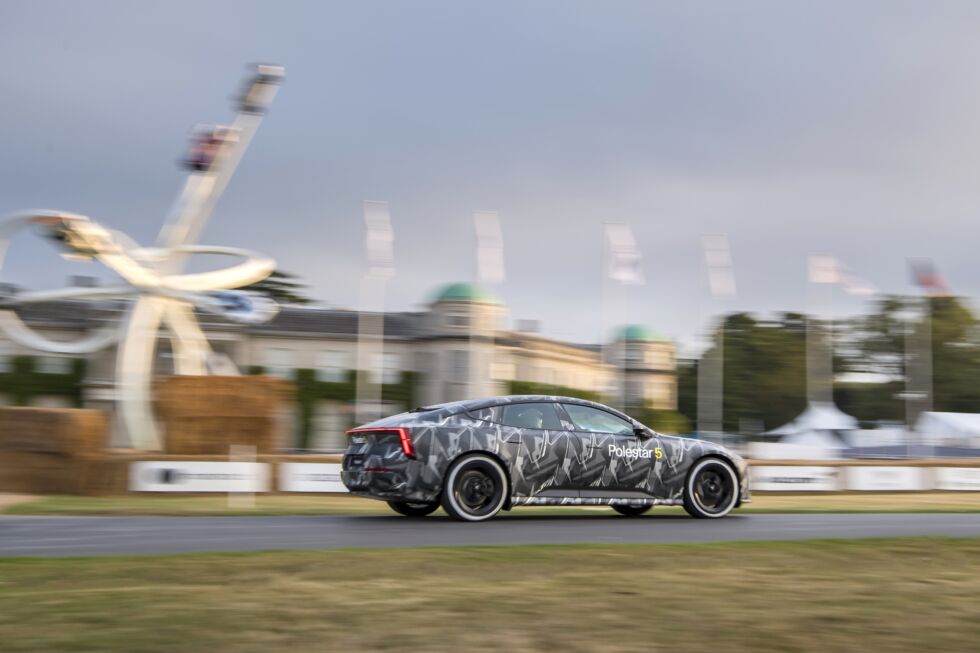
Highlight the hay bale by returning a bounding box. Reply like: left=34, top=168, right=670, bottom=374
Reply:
left=0, top=407, right=109, bottom=494
left=156, top=375, right=293, bottom=455
left=0, top=407, right=107, bottom=455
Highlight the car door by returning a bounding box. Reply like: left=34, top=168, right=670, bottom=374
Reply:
left=493, top=401, right=573, bottom=499
left=559, top=403, right=658, bottom=498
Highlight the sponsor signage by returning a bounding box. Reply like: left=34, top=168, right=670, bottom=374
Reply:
left=130, top=461, right=270, bottom=492
left=750, top=466, right=838, bottom=492
left=279, top=463, right=349, bottom=493
left=935, top=467, right=980, bottom=491
left=845, top=466, right=927, bottom=491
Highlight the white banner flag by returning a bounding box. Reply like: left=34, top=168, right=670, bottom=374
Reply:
left=809, top=255, right=877, bottom=296
left=606, top=223, right=644, bottom=285
left=363, top=200, right=394, bottom=279
left=474, top=210, right=505, bottom=284
left=841, top=272, right=877, bottom=297
left=808, top=255, right=841, bottom=284
left=703, top=234, right=736, bottom=299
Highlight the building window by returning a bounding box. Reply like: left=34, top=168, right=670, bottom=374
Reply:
left=370, top=352, right=401, bottom=385
left=0, top=343, right=12, bottom=373
left=448, top=350, right=468, bottom=384
left=316, top=350, right=347, bottom=383
left=264, top=348, right=295, bottom=379
left=38, top=356, right=73, bottom=375
left=446, top=311, right=469, bottom=328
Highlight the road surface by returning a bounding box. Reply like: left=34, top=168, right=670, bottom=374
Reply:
left=2, top=512, right=979, bottom=557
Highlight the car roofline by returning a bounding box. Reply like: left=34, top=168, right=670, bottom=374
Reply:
left=462, top=395, right=638, bottom=424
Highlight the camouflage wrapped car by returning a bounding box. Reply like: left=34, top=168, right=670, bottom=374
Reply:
left=342, top=395, right=750, bottom=522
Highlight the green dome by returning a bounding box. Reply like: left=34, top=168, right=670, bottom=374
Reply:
left=433, top=283, right=497, bottom=304
left=616, top=324, right=664, bottom=342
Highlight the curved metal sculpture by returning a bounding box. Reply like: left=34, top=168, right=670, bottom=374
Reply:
left=0, top=64, right=285, bottom=450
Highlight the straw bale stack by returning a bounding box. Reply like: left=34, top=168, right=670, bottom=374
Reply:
left=0, top=407, right=108, bottom=494
left=155, top=375, right=293, bottom=455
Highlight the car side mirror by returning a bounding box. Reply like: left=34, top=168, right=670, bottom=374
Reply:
left=633, top=426, right=651, bottom=439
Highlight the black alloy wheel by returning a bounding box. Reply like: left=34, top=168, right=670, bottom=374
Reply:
left=441, top=455, right=508, bottom=522
left=683, top=458, right=739, bottom=518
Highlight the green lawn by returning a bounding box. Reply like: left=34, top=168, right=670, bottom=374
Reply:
left=5, top=492, right=980, bottom=516
left=2, top=538, right=979, bottom=652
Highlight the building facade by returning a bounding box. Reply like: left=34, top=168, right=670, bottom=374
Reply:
left=0, top=282, right=676, bottom=450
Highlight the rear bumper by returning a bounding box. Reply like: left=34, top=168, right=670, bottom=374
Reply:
left=341, top=465, right=440, bottom=503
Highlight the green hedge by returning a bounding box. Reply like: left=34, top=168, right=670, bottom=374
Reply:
left=248, top=367, right=417, bottom=449
left=0, top=355, right=87, bottom=407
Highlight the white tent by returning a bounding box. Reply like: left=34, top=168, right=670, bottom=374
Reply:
left=915, top=412, right=980, bottom=448
left=750, top=402, right=859, bottom=460
left=767, top=402, right=859, bottom=437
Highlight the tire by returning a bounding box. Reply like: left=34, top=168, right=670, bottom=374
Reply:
left=440, top=454, right=509, bottom=522
left=612, top=505, right=652, bottom=517
left=683, top=457, right=740, bottom=519
left=387, top=501, right=439, bottom=517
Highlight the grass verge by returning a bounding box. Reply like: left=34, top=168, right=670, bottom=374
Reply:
left=1, top=537, right=979, bottom=652
left=5, top=492, right=980, bottom=516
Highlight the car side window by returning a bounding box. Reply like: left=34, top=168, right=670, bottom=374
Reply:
left=563, top=404, right=634, bottom=435
left=467, top=407, right=497, bottom=422
left=499, top=402, right=563, bottom=430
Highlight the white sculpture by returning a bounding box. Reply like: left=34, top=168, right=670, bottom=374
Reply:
left=0, top=64, right=285, bottom=450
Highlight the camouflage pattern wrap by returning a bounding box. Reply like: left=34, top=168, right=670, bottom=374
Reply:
left=341, top=395, right=750, bottom=508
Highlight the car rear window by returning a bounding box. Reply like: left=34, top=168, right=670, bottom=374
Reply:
left=498, top=402, right=563, bottom=430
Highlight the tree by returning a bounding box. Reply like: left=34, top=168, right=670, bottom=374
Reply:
left=836, top=295, right=909, bottom=378
left=678, top=312, right=807, bottom=434
left=836, top=295, right=980, bottom=420
left=681, top=296, right=980, bottom=434
left=929, top=296, right=980, bottom=413
left=243, top=270, right=314, bottom=305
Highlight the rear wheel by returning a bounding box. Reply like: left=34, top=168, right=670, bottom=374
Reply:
left=683, top=458, right=739, bottom=518
left=441, top=455, right=508, bottom=522
left=387, top=501, right=439, bottom=517
left=612, top=505, right=652, bottom=517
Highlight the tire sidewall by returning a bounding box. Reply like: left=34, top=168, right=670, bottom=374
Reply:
left=441, top=454, right=508, bottom=522
left=684, top=457, right=739, bottom=519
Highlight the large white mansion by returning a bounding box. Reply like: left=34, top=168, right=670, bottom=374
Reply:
left=0, top=282, right=676, bottom=450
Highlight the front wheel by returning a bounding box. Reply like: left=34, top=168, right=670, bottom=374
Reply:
left=387, top=501, right=439, bottom=517
left=441, top=454, right=509, bottom=522
left=683, top=457, right=740, bottom=518
left=612, top=505, right=652, bottom=517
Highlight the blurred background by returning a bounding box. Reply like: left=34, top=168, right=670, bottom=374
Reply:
left=7, top=4, right=980, bottom=653
left=3, top=1, right=980, bottom=463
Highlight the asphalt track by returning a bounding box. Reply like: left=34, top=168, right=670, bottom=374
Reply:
left=2, top=512, right=980, bottom=557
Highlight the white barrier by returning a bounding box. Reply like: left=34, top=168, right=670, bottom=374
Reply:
left=278, top=462, right=348, bottom=493
left=750, top=466, right=839, bottom=492
left=845, top=467, right=928, bottom=491
left=130, top=461, right=270, bottom=492
left=935, top=467, right=980, bottom=491
left=125, top=462, right=980, bottom=493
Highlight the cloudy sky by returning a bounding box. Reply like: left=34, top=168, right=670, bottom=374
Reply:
left=3, top=1, right=980, bottom=353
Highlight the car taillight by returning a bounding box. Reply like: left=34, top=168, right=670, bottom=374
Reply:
left=396, top=428, right=416, bottom=459
left=346, top=427, right=416, bottom=459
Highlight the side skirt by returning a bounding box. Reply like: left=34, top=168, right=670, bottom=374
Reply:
left=511, top=496, right=684, bottom=507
